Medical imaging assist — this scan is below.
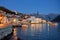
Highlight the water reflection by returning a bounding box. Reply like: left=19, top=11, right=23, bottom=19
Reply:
left=17, top=23, right=60, bottom=40
left=31, top=24, right=43, bottom=32
left=13, top=27, right=18, bottom=40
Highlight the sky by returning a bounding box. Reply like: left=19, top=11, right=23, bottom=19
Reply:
left=0, top=0, right=60, bottom=14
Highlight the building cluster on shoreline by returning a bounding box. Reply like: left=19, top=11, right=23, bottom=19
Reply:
left=0, top=7, right=58, bottom=27
left=0, top=7, right=58, bottom=40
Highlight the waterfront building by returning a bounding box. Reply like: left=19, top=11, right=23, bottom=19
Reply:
left=0, top=7, right=19, bottom=39
left=0, top=10, right=12, bottom=40
left=27, top=16, right=42, bottom=23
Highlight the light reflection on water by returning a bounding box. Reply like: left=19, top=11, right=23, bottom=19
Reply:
left=10, top=27, right=18, bottom=40
left=13, top=27, right=17, bottom=40
left=16, top=23, right=60, bottom=40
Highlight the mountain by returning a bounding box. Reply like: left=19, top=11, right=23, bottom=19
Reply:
left=0, top=6, right=26, bottom=19
left=45, top=13, right=59, bottom=21
left=52, top=15, right=60, bottom=22
left=30, top=13, right=59, bottom=21
left=0, top=6, right=15, bottom=14
left=0, top=6, right=59, bottom=21
left=30, top=13, right=45, bottom=19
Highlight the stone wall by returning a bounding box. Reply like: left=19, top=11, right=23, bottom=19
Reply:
left=0, top=26, right=12, bottom=39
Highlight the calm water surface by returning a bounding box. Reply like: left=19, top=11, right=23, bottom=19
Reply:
left=16, top=23, right=60, bottom=40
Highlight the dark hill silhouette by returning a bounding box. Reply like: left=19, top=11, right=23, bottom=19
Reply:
left=52, top=15, right=60, bottom=22
left=0, top=6, right=30, bottom=19
left=0, top=6, right=15, bottom=14
left=0, top=6, right=24, bottom=15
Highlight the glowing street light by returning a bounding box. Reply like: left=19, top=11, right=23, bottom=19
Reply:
left=13, top=18, right=17, bottom=23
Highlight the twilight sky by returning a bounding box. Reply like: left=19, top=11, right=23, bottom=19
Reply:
left=0, top=0, right=60, bottom=14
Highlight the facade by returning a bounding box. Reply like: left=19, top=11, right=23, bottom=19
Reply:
left=27, top=16, right=42, bottom=23
left=0, top=10, right=13, bottom=39
left=0, top=10, right=8, bottom=24
left=27, top=16, right=47, bottom=23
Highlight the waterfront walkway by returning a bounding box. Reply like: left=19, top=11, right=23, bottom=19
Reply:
left=0, top=22, right=11, bottom=28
